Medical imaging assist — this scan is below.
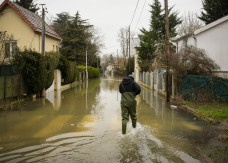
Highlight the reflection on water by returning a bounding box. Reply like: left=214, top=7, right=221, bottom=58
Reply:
left=0, top=78, right=212, bottom=162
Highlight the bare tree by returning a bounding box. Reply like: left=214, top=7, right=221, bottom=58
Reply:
left=89, top=27, right=104, bottom=53
left=178, top=12, right=204, bottom=36
left=118, top=27, right=127, bottom=67
left=118, top=27, right=135, bottom=72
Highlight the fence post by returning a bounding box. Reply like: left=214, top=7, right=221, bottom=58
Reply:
left=143, top=71, right=145, bottom=84
left=145, top=72, right=147, bottom=85
left=156, top=70, right=159, bottom=92
left=151, top=72, right=154, bottom=90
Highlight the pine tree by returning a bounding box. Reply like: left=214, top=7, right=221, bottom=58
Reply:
left=136, top=0, right=181, bottom=71
left=199, top=0, right=228, bottom=24
left=52, top=12, right=72, bottom=37
left=14, top=0, right=39, bottom=13
left=60, top=12, right=92, bottom=64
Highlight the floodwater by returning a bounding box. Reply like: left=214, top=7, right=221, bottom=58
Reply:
left=0, top=77, right=213, bottom=163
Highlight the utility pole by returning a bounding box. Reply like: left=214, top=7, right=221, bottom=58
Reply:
left=117, top=49, right=119, bottom=76
left=128, top=26, right=131, bottom=74
left=40, top=4, right=46, bottom=98
left=40, top=4, right=46, bottom=56
left=86, top=46, right=88, bottom=80
left=126, top=32, right=128, bottom=76
left=164, top=0, right=170, bottom=102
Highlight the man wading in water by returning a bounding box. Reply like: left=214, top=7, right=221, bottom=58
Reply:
left=119, top=75, right=141, bottom=134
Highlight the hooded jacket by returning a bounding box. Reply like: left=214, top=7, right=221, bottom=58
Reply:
left=119, top=76, right=141, bottom=95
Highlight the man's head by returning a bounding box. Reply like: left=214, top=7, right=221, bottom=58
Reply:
left=128, top=75, right=134, bottom=80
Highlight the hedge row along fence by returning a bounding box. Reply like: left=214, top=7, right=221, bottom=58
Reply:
left=77, top=65, right=99, bottom=78
left=13, top=50, right=60, bottom=97
left=12, top=50, right=99, bottom=97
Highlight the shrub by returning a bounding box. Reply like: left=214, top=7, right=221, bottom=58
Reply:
left=45, top=51, right=60, bottom=89
left=57, top=55, right=77, bottom=85
left=171, top=46, right=220, bottom=100
left=74, top=68, right=80, bottom=81
left=171, top=46, right=220, bottom=76
left=13, top=50, right=45, bottom=96
left=88, top=66, right=99, bottom=78
left=78, top=65, right=99, bottom=78
left=13, top=50, right=60, bottom=96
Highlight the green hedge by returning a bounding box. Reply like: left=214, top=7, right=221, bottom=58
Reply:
left=57, top=55, right=78, bottom=85
left=45, top=51, right=60, bottom=89
left=77, top=65, right=99, bottom=78
left=57, top=55, right=83, bottom=85
left=88, top=66, right=99, bottom=78
left=13, top=50, right=60, bottom=96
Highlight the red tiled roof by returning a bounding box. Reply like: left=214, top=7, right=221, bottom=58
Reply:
left=0, top=0, right=61, bottom=40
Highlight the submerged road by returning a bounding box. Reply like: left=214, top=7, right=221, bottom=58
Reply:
left=0, top=77, right=213, bottom=162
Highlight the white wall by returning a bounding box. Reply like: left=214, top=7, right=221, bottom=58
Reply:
left=176, top=20, right=228, bottom=71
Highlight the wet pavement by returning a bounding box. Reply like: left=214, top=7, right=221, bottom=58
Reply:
left=0, top=77, right=214, bottom=162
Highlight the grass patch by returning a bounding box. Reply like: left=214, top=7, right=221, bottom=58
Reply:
left=182, top=101, right=228, bottom=123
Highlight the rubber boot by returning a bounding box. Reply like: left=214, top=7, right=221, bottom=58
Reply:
left=132, top=121, right=136, bottom=128
left=122, top=124, right=126, bottom=134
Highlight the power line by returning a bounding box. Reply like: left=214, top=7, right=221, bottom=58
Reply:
left=130, top=0, right=140, bottom=26
left=134, top=0, right=147, bottom=32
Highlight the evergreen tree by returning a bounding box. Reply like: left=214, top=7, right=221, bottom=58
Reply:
left=54, top=12, right=103, bottom=67
left=52, top=12, right=72, bottom=37
left=136, top=0, right=181, bottom=71
left=14, top=0, right=39, bottom=13
left=199, top=0, right=228, bottom=24
left=60, top=12, right=92, bottom=64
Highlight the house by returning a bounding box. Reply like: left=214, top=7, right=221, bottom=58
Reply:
left=0, top=0, right=61, bottom=62
left=174, top=15, right=228, bottom=78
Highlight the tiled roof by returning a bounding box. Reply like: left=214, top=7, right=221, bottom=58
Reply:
left=0, top=0, right=61, bottom=40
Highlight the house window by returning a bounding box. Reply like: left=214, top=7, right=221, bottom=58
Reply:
left=56, top=46, right=59, bottom=52
left=4, top=40, right=17, bottom=59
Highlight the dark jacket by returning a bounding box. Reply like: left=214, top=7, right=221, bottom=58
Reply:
left=119, top=76, right=141, bottom=95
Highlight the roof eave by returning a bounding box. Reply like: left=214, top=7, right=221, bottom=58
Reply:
left=173, top=32, right=193, bottom=42
left=35, top=29, right=62, bottom=41
left=194, top=15, right=228, bottom=36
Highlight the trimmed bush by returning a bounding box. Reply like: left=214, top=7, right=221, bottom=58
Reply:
left=74, top=68, right=80, bottom=81
left=13, top=50, right=60, bottom=96
left=57, top=55, right=77, bottom=85
left=78, top=65, right=99, bottom=78
left=45, top=51, right=60, bottom=89
left=88, top=66, right=99, bottom=78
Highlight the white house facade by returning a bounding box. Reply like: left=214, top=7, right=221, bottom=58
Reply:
left=174, top=15, right=228, bottom=77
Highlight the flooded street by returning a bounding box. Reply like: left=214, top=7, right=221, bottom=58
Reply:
left=0, top=78, right=213, bottom=163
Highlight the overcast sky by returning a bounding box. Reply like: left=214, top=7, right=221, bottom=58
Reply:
left=1, top=0, right=203, bottom=56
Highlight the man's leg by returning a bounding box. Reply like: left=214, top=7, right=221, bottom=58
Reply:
left=129, top=101, right=137, bottom=128
left=121, top=105, right=129, bottom=134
